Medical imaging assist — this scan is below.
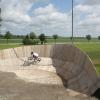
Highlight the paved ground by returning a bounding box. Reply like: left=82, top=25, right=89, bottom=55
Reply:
left=0, top=58, right=62, bottom=85
left=0, top=57, right=97, bottom=100
left=0, top=71, right=97, bottom=100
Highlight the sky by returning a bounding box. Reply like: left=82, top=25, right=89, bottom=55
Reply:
left=0, top=0, right=100, bottom=37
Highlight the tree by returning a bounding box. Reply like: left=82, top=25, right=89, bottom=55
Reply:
left=0, top=8, right=2, bottom=27
left=98, top=36, right=100, bottom=40
left=22, top=34, right=31, bottom=45
left=53, top=34, right=58, bottom=44
left=70, top=36, right=72, bottom=40
left=4, top=31, right=12, bottom=43
left=0, top=8, right=2, bottom=35
left=22, top=34, right=39, bottom=45
left=25, top=34, right=30, bottom=39
left=0, top=16, right=2, bottom=27
left=0, top=34, right=4, bottom=39
left=86, top=34, right=91, bottom=42
left=39, top=33, right=46, bottom=44
left=30, top=32, right=36, bottom=40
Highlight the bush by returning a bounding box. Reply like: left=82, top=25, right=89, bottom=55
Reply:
left=22, top=38, right=39, bottom=45
left=33, top=40, right=39, bottom=45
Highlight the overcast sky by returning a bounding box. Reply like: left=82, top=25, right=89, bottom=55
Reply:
left=0, top=0, right=100, bottom=37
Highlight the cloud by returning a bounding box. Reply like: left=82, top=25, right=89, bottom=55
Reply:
left=1, top=0, right=100, bottom=37
left=31, top=4, right=71, bottom=36
left=34, top=4, right=57, bottom=15
left=84, top=0, right=100, bottom=5
left=1, top=0, right=32, bottom=23
left=1, top=1, right=72, bottom=36
left=34, top=4, right=69, bottom=24
left=73, top=2, right=100, bottom=37
left=75, top=0, right=100, bottom=5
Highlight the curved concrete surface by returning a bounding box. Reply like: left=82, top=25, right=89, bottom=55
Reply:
left=0, top=71, right=97, bottom=100
left=0, top=44, right=100, bottom=97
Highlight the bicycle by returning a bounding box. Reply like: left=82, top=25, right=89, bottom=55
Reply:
left=23, top=57, right=41, bottom=66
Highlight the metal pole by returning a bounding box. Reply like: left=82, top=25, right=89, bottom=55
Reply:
left=72, top=0, right=74, bottom=44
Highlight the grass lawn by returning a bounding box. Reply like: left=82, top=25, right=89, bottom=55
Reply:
left=0, top=44, right=21, bottom=50
left=0, top=39, right=22, bottom=44
left=46, top=38, right=100, bottom=43
left=75, top=43, right=100, bottom=76
left=95, top=64, right=100, bottom=76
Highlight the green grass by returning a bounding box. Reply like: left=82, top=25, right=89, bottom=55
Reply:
left=0, top=44, right=21, bottom=50
left=0, top=39, right=22, bottom=44
left=46, top=38, right=100, bottom=43
left=75, top=43, right=100, bottom=76
left=75, top=43, right=100, bottom=64
left=95, top=64, right=100, bottom=76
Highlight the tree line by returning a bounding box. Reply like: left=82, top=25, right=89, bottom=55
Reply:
left=22, top=32, right=58, bottom=45
left=0, top=31, right=59, bottom=44
left=0, top=31, right=100, bottom=44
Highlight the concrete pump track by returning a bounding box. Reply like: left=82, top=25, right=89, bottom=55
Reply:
left=0, top=44, right=100, bottom=100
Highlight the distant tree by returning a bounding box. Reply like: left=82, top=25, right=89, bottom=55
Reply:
left=4, top=31, right=12, bottom=43
left=0, top=34, right=3, bottom=38
left=86, top=34, right=91, bottom=42
left=20, top=35, right=25, bottom=39
left=53, top=34, right=58, bottom=44
left=30, top=32, right=36, bottom=40
left=0, top=17, right=2, bottom=27
left=39, top=33, right=46, bottom=44
left=25, top=34, right=30, bottom=39
left=70, top=36, right=73, bottom=40
left=22, top=34, right=31, bottom=45
left=12, top=34, right=25, bottom=39
left=0, top=8, right=2, bottom=27
left=70, top=36, right=77, bottom=42
left=0, top=8, right=2, bottom=35
left=16, top=35, right=20, bottom=38
left=98, top=36, right=100, bottom=40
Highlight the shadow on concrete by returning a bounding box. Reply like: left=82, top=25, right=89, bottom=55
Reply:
left=51, top=44, right=100, bottom=98
left=91, top=88, right=100, bottom=99
left=51, top=44, right=80, bottom=91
